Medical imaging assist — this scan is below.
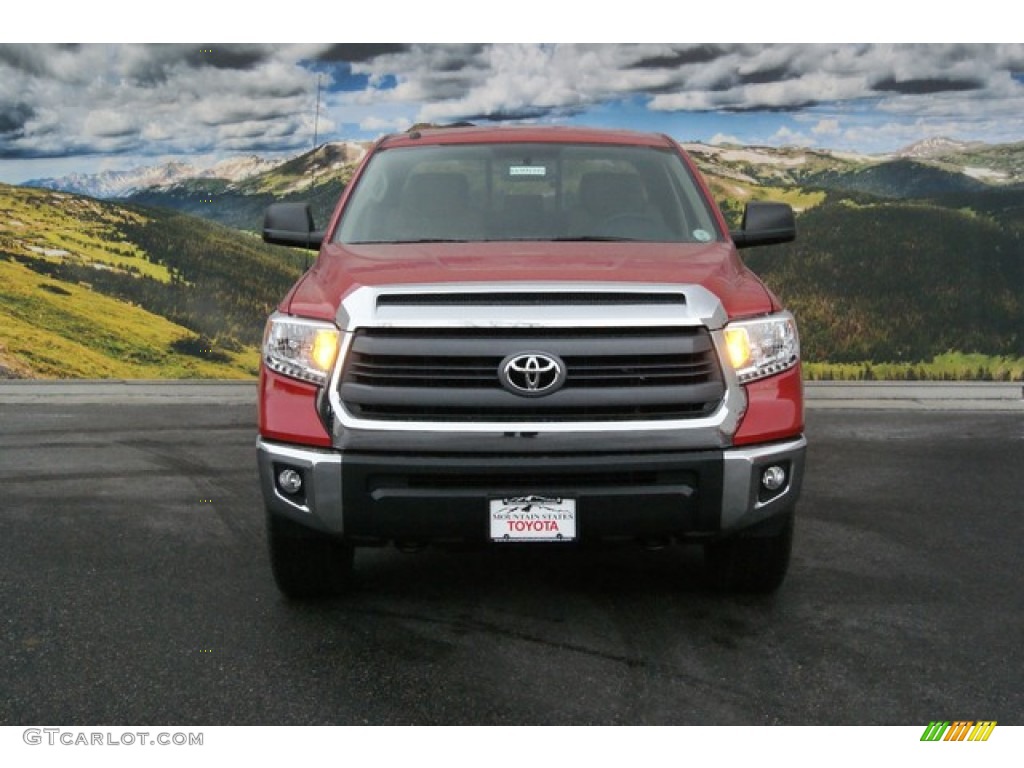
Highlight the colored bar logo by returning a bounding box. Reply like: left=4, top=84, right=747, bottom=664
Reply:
left=920, top=721, right=997, bottom=741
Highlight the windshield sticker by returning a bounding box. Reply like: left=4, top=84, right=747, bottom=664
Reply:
left=693, top=229, right=712, bottom=242
left=509, top=165, right=547, bottom=177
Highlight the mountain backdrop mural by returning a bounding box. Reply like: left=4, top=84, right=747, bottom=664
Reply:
left=2, top=136, right=1021, bottom=380
left=1, top=44, right=1022, bottom=379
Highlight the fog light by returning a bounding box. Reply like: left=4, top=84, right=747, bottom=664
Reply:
left=277, top=468, right=303, bottom=495
left=761, top=465, right=787, bottom=492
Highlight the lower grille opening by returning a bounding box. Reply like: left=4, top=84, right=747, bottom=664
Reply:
left=373, top=469, right=662, bottom=491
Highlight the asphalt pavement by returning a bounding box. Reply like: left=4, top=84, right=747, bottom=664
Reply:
left=0, top=383, right=1021, bottom=725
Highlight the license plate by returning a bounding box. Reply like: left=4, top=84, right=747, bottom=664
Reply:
left=490, top=496, right=576, bottom=542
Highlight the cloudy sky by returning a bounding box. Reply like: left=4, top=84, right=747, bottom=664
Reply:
left=2, top=42, right=1024, bottom=183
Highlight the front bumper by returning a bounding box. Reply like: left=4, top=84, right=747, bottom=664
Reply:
left=257, top=435, right=806, bottom=545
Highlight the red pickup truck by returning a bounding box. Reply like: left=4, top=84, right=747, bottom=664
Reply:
left=258, top=125, right=805, bottom=597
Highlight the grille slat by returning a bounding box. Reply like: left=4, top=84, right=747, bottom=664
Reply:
left=350, top=332, right=712, bottom=358
left=377, top=292, right=687, bottom=307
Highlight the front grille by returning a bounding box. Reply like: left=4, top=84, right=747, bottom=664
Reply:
left=339, top=327, right=725, bottom=422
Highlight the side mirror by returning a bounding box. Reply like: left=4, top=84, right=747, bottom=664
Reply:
left=262, top=202, right=324, bottom=250
left=731, top=201, right=796, bottom=249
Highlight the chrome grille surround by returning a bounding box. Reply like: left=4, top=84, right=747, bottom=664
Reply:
left=326, top=283, right=746, bottom=437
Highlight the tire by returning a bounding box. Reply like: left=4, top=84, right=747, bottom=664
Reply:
left=267, top=513, right=354, bottom=599
left=704, top=513, right=794, bottom=594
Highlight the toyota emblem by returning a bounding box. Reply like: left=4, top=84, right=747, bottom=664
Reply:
left=499, top=352, right=566, bottom=397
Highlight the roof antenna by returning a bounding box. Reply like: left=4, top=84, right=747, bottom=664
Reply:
left=310, top=73, right=322, bottom=192
left=303, top=73, right=323, bottom=272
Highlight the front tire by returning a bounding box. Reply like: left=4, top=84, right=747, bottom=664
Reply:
left=267, top=513, right=354, bottom=599
left=704, top=513, right=794, bottom=594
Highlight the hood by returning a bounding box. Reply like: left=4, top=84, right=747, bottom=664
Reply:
left=282, top=240, right=776, bottom=321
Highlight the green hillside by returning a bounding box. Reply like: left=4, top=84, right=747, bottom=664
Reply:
left=744, top=195, right=1023, bottom=364
left=801, top=158, right=993, bottom=199
left=0, top=184, right=303, bottom=378
left=128, top=178, right=346, bottom=234
left=697, top=143, right=1024, bottom=378
left=690, top=140, right=1024, bottom=195
left=916, top=140, right=1024, bottom=180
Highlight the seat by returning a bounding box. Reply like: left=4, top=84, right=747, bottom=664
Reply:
left=567, top=171, right=651, bottom=237
left=395, top=172, right=483, bottom=240
left=580, top=172, right=646, bottom=218
left=493, top=193, right=550, bottom=239
left=569, top=171, right=671, bottom=240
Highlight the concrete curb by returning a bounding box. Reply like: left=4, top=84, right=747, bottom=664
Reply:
left=0, top=380, right=257, bottom=405
left=802, top=381, right=1024, bottom=411
left=0, top=380, right=1021, bottom=410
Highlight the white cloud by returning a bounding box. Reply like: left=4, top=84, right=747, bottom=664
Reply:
left=2, top=42, right=1024, bottom=181
left=812, top=119, right=841, bottom=136
left=83, top=109, right=137, bottom=139
left=359, top=116, right=408, bottom=133
left=770, top=126, right=815, bottom=147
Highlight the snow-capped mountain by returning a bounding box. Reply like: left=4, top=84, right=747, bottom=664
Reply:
left=896, top=137, right=975, bottom=159
left=28, top=162, right=196, bottom=198
left=26, top=154, right=278, bottom=198
left=205, top=155, right=279, bottom=185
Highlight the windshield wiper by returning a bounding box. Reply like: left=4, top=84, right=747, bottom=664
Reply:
left=350, top=236, right=646, bottom=244
left=347, top=238, right=475, bottom=245
left=549, top=236, right=642, bottom=242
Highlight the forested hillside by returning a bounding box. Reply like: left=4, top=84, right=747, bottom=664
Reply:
left=744, top=194, right=1023, bottom=363
left=125, top=142, right=363, bottom=232
left=0, top=184, right=303, bottom=378
left=127, top=177, right=346, bottom=234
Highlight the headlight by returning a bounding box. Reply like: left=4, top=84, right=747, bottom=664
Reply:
left=263, top=312, right=341, bottom=385
left=723, top=311, right=799, bottom=383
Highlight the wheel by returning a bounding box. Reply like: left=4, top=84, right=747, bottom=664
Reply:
left=267, top=513, right=354, bottom=598
left=704, top=513, right=794, bottom=594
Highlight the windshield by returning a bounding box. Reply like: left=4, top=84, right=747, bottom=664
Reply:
left=334, top=142, right=723, bottom=245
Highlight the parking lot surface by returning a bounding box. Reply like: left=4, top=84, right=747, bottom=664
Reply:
left=1, top=390, right=1021, bottom=724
